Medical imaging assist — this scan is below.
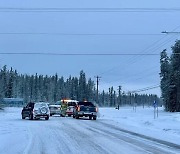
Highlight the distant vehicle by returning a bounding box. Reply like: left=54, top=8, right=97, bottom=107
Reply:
left=49, top=101, right=61, bottom=116
left=60, top=99, right=78, bottom=117
left=21, top=102, right=50, bottom=120
left=66, top=101, right=78, bottom=117
left=73, top=101, right=98, bottom=120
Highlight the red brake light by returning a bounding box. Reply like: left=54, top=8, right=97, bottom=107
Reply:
left=96, top=107, right=98, bottom=112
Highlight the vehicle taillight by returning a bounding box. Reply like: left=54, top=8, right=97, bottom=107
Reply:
left=96, top=107, right=98, bottom=112
left=77, top=106, right=80, bottom=112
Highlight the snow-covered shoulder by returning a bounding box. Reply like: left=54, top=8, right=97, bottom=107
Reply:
left=99, top=106, right=180, bottom=145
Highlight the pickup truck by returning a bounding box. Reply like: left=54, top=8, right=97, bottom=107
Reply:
left=73, top=101, right=98, bottom=120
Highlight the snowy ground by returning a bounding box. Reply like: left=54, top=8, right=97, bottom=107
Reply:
left=0, top=107, right=180, bottom=154
left=100, top=106, right=180, bottom=145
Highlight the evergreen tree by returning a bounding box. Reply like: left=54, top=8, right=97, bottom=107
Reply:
left=2, top=65, right=7, bottom=98
left=160, top=49, right=170, bottom=111
left=160, top=40, right=180, bottom=112
left=117, top=86, right=122, bottom=106
left=6, top=67, right=14, bottom=98
left=0, top=66, right=161, bottom=107
left=78, top=70, right=87, bottom=101
left=170, top=40, right=180, bottom=111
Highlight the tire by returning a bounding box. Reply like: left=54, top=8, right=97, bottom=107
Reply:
left=50, top=114, right=52, bottom=116
left=29, top=114, right=33, bottom=120
left=45, top=116, right=49, bottom=120
left=68, top=114, right=71, bottom=117
left=22, top=115, right=25, bottom=119
left=75, top=115, right=79, bottom=119
left=40, top=107, right=47, bottom=114
left=93, top=117, right=97, bottom=120
left=73, top=115, right=75, bottom=118
left=89, top=116, right=92, bottom=120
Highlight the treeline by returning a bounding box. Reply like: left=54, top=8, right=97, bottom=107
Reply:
left=98, top=87, right=159, bottom=107
left=160, top=40, right=180, bottom=112
left=0, top=68, right=95, bottom=104
left=0, top=66, right=159, bottom=106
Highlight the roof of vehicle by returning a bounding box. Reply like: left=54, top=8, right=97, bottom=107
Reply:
left=54, top=101, right=61, bottom=105
left=61, top=99, right=78, bottom=103
left=35, top=102, right=48, bottom=104
left=34, top=102, right=49, bottom=108
left=49, top=104, right=61, bottom=107
left=77, top=101, right=95, bottom=106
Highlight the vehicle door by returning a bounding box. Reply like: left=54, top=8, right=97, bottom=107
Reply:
left=22, top=104, right=30, bottom=116
left=23, top=103, right=33, bottom=116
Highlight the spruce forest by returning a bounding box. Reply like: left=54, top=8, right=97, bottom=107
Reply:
left=0, top=67, right=158, bottom=107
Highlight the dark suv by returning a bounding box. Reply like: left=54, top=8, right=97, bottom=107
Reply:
left=21, top=102, right=50, bottom=120
left=73, top=101, right=98, bottom=120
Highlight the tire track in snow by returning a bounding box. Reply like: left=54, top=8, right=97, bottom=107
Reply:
left=61, top=118, right=146, bottom=154
left=82, top=120, right=179, bottom=154
left=59, top=121, right=111, bottom=154
left=23, top=126, right=33, bottom=154
left=99, top=121, right=180, bottom=150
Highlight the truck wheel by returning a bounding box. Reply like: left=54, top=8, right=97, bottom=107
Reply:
left=22, top=115, right=25, bottom=119
left=45, top=116, right=49, bottom=120
left=93, top=117, right=97, bottom=120
left=89, top=116, right=92, bottom=120
left=29, top=114, right=33, bottom=120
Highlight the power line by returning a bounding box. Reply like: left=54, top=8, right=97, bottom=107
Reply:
left=130, top=84, right=160, bottom=93
left=113, top=70, right=160, bottom=85
left=0, top=7, right=180, bottom=12
left=99, top=35, right=167, bottom=76
left=99, top=25, right=180, bottom=76
left=0, top=32, right=163, bottom=36
left=0, top=52, right=179, bottom=56
left=0, top=52, right=162, bottom=56
left=101, top=64, right=159, bottom=84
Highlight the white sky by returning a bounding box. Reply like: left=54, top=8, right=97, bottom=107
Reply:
left=0, top=0, right=180, bottom=96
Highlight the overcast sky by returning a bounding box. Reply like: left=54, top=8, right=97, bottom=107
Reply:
left=0, top=0, right=180, bottom=96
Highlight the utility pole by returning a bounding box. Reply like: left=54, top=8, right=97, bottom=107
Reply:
left=129, top=92, right=132, bottom=109
left=117, top=86, right=121, bottom=110
left=95, top=76, right=101, bottom=104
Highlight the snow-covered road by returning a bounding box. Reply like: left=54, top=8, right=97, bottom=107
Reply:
left=0, top=108, right=180, bottom=154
